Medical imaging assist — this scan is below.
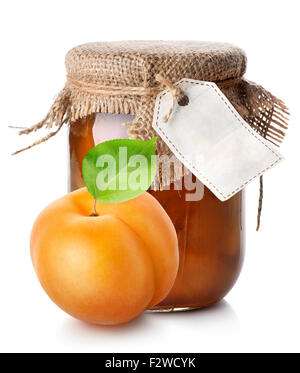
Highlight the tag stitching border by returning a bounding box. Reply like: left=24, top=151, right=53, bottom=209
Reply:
left=154, top=79, right=281, bottom=200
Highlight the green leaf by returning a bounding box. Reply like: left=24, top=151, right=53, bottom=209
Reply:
left=82, top=138, right=157, bottom=204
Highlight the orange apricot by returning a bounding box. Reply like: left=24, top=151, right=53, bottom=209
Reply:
left=30, top=188, right=178, bottom=325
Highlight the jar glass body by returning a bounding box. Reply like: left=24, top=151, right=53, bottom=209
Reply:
left=68, top=114, right=245, bottom=311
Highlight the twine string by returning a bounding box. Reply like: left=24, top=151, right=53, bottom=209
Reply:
left=155, top=74, right=189, bottom=123
left=256, top=176, right=264, bottom=231
left=67, top=76, right=162, bottom=96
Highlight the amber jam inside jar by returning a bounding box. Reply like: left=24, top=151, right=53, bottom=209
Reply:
left=68, top=113, right=245, bottom=311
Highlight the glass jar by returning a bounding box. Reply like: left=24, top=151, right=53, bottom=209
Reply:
left=15, top=40, right=287, bottom=314
left=68, top=113, right=245, bottom=311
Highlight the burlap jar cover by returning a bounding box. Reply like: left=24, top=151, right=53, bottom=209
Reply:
left=13, top=41, right=289, bottom=227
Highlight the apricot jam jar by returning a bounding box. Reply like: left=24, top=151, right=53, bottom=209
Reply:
left=18, top=41, right=286, bottom=311
left=68, top=112, right=245, bottom=311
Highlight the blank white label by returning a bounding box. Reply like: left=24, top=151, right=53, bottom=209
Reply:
left=152, top=78, right=283, bottom=201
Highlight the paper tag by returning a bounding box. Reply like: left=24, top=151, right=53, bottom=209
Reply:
left=152, top=78, right=283, bottom=201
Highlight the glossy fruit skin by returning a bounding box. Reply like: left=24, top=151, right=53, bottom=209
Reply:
left=30, top=188, right=178, bottom=325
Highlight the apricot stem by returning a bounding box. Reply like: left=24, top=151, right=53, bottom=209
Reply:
left=89, top=199, right=99, bottom=217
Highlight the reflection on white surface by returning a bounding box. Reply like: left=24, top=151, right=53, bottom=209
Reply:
left=57, top=300, right=241, bottom=352
left=92, top=113, right=134, bottom=145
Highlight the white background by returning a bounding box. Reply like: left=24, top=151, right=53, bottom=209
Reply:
left=1, top=0, right=299, bottom=353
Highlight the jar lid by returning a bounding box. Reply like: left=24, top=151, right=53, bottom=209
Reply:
left=65, top=41, right=247, bottom=88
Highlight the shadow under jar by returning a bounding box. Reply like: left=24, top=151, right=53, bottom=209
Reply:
left=68, top=113, right=245, bottom=312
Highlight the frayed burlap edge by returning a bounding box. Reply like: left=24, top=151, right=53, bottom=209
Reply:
left=11, top=77, right=289, bottom=229
left=12, top=77, right=289, bottom=185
